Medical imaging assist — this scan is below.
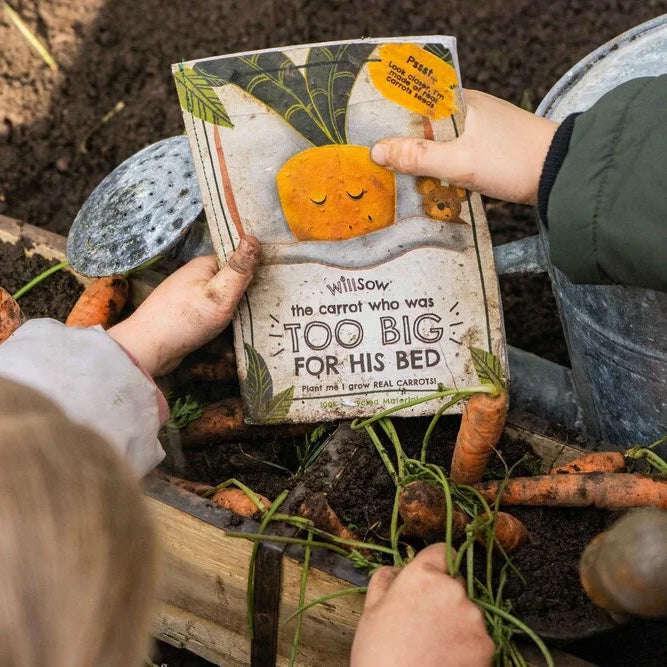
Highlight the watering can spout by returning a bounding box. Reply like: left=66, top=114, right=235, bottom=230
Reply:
left=493, top=234, right=548, bottom=275
left=494, top=236, right=585, bottom=430
left=507, top=346, right=583, bottom=433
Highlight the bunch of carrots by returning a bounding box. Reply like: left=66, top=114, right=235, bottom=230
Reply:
left=397, top=374, right=666, bottom=552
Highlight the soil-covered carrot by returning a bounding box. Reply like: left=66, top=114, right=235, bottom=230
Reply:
left=552, top=451, right=625, bottom=474
left=181, top=397, right=312, bottom=447
left=299, top=492, right=362, bottom=549
left=579, top=509, right=667, bottom=618
left=151, top=470, right=214, bottom=496
left=398, top=480, right=467, bottom=538
left=186, top=397, right=243, bottom=436
left=65, top=275, right=129, bottom=328
left=0, top=286, right=23, bottom=343
left=177, top=354, right=237, bottom=383
left=450, top=391, right=508, bottom=484
left=475, top=473, right=667, bottom=510
left=210, top=487, right=271, bottom=519
left=477, top=512, right=528, bottom=553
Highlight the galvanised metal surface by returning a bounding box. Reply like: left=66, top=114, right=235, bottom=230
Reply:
left=67, top=135, right=203, bottom=276
left=531, top=15, right=667, bottom=448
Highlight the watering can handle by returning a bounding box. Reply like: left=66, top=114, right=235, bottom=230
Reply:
left=493, top=234, right=549, bottom=275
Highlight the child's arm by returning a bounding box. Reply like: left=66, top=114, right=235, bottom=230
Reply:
left=0, top=237, right=260, bottom=475
left=372, top=79, right=667, bottom=292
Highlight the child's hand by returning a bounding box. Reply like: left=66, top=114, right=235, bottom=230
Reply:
left=108, top=236, right=260, bottom=376
left=351, top=543, right=494, bottom=666
left=371, top=89, right=558, bottom=205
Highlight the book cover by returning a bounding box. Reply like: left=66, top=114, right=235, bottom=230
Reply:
left=173, top=37, right=506, bottom=424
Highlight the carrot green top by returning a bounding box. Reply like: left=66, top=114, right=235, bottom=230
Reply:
left=175, top=42, right=455, bottom=146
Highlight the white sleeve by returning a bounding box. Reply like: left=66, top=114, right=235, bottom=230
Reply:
left=0, top=319, right=165, bottom=476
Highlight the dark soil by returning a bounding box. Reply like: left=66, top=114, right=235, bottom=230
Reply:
left=505, top=505, right=614, bottom=636
left=0, top=239, right=82, bottom=320
left=160, top=431, right=300, bottom=501
left=152, top=640, right=216, bottom=667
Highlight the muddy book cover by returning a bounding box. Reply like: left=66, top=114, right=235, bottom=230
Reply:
left=173, top=37, right=506, bottom=424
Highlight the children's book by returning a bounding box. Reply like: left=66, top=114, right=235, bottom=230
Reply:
left=173, top=37, right=506, bottom=424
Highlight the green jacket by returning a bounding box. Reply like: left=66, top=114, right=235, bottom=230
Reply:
left=538, top=75, right=666, bottom=292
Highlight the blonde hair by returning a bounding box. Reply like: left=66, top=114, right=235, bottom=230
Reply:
left=0, top=377, right=159, bottom=667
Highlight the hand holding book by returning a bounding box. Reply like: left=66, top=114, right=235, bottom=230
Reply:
left=109, top=236, right=260, bottom=377
left=370, top=89, right=558, bottom=205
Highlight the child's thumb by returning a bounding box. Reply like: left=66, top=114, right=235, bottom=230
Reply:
left=205, top=235, right=260, bottom=310
left=371, top=137, right=462, bottom=182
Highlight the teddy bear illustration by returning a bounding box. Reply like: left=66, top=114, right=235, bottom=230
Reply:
left=416, top=176, right=468, bottom=223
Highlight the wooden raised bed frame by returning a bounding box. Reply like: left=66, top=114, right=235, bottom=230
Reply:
left=1, top=213, right=594, bottom=666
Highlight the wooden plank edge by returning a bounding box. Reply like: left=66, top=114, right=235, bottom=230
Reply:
left=146, top=486, right=363, bottom=666
left=152, top=603, right=248, bottom=666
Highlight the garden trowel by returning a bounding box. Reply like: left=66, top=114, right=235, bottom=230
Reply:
left=67, top=135, right=212, bottom=276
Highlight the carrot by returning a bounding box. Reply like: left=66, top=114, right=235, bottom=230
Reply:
left=210, top=487, right=271, bottom=519
left=186, top=397, right=243, bottom=436
left=474, top=473, right=667, bottom=510
left=151, top=470, right=214, bottom=496
left=65, top=275, right=129, bottom=328
left=398, top=480, right=467, bottom=538
left=579, top=509, right=667, bottom=617
left=181, top=397, right=312, bottom=447
left=299, top=492, right=363, bottom=550
left=0, top=286, right=23, bottom=343
left=450, top=391, right=508, bottom=484
left=552, top=451, right=625, bottom=474
left=177, top=353, right=237, bottom=383
left=477, top=511, right=528, bottom=553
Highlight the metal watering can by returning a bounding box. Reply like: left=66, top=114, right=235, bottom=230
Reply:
left=494, top=14, right=667, bottom=449
left=68, top=16, right=666, bottom=449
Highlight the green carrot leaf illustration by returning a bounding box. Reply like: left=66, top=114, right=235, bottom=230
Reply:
left=261, top=386, right=295, bottom=424
left=242, top=343, right=294, bottom=423
left=423, top=43, right=454, bottom=67
left=243, top=342, right=274, bottom=422
left=195, top=51, right=333, bottom=145
left=469, top=347, right=506, bottom=391
left=304, top=43, right=376, bottom=144
left=174, top=66, right=234, bottom=127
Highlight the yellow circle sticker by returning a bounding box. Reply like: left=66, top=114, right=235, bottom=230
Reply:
left=368, top=43, right=459, bottom=120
